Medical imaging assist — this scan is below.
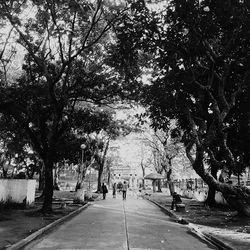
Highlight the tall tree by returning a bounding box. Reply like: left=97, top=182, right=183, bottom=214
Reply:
left=144, top=126, right=184, bottom=194
left=0, top=0, right=128, bottom=212
left=114, top=0, right=250, bottom=215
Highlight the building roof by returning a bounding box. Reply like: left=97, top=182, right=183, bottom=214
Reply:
left=144, top=173, right=165, bottom=180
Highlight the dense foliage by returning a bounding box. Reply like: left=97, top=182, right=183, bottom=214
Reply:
left=0, top=0, right=132, bottom=212
left=113, top=0, right=250, bottom=215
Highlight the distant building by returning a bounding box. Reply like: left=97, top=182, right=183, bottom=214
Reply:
left=111, top=164, right=139, bottom=188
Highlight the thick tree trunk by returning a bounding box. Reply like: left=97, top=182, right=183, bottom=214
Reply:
left=206, top=186, right=216, bottom=207
left=97, top=167, right=103, bottom=193
left=97, top=140, right=109, bottom=192
left=38, top=164, right=45, bottom=191
left=192, top=147, right=250, bottom=216
left=42, top=158, right=54, bottom=213
left=75, top=163, right=87, bottom=191
left=205, top=166, right=218, bottom=207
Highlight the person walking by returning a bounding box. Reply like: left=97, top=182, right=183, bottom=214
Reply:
left=112, top=182, right=117, bottom=198
left=102, top=183, right=108, bottom=200
left=122, top=181, right=128, bottom=200
left=171, top=192, right=182, bottom=210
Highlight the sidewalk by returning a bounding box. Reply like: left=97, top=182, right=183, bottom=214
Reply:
left=22, top=192, right=217, bottom=250
left=145, top=192, right=250, bottom=250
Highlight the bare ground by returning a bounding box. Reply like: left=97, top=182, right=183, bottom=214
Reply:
left=146, top=192, right=250, bottom=233
left=0, top=191, right=86, bottom=249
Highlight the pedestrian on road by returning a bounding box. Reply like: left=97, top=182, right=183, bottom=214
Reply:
left=102, top=183, right=108, bottom=200
left=122, top=181, right=128, bottom=200
left=112, top=182, right=117, bottom=198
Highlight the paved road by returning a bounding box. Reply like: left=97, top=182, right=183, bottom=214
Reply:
left=24, top=193, right=216, bottom=250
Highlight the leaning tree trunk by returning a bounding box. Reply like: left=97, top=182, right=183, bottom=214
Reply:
left=193, top=147, right=250, bottom=216
left=42, top=156, right=54, bottom=213
left=75, top=164, right=88, bottom=191
left=75, top=163, right=82, bottom=191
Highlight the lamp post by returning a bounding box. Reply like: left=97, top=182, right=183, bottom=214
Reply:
left=81, top=144, right=86, bottom=164
left=89, top=164, right=92, bottom=190
left=80, top=144, right=86, bottom=188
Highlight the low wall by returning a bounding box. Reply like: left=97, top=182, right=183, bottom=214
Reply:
left=175, top=187, right=228, bottom=205
left=0, top=179, right=36, bottom=205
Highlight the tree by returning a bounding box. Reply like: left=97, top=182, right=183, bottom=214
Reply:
left=144, top=126, right=184, bottom=194
left=104, top=156, right=113, bottom=186
left=114, top=0, right=250, bottom=215
left=0, top=0, right=128, bottom=212
left=140, top=150, right=152, bottom=190
left=0, top=114, right=40, bottom=179
left=92, top=116, right=132, bottom=192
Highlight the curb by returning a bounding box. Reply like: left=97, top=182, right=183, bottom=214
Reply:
left=144, top=196, right=235, bottom=250
left=202, top=232, right=236, bottom=250
left=144, top=196, right=188, bottom=223
left=6, top=203, right=90, bottom=250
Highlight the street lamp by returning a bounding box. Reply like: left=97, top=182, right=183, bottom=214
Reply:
left=80, top=144, right=86, bottom=189
left=80, top=144, right=86, bottom=166
left=88, top=164, right=92, bottom=190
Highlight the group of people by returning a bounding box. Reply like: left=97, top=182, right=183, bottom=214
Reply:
left=102, top=182, right=182, bottom=209
left=101, top=181, right=128, bottom=200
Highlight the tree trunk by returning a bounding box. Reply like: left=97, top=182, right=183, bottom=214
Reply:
left=107, top=170, right=111, bottom=186
left=157, top=179, right=162, bottom=192
left=152, top=180, right=156, bottom=192
left=167, top=167, right=174, bottom=195
left=97, top=140, right=109, bottom=192
left=141, top=164, right=146, bottom=189
left=38, top=163, right=45, bottom=191
left=97, top=167, right=103, bottom=193
left=142, top=178, right=145, bottom=190
left=75, top=163, right=87, bottom=191
left=205, top=166, right=218, bottom=207
left=75, top=164, right=82, bottom=191
left=192, top=147, right=250, bottom=216
left=53, top=164, right=60, bottom=191
left=42, top=157, right=54, bottom=213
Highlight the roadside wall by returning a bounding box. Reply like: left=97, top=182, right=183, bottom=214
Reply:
left=174, top=186, right=228, bottom=205
left=0, top=179, right=36, bottom=205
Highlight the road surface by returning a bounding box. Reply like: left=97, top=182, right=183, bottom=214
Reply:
left=24, top=192, right=216, bottom=250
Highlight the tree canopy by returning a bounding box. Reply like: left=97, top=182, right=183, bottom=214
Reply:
left=113, top=0, right=250, bottom=215
left=0, top=0, right=133, bottom=212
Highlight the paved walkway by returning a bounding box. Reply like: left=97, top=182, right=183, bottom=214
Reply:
left=24, top=193, right=216, bottom=250
left=147, top=193, right=250, bottom=250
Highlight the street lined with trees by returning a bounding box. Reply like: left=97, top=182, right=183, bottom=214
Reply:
left=1, top=0, right=250, bottom=218
left=0, top=0, right=132, bottom=212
